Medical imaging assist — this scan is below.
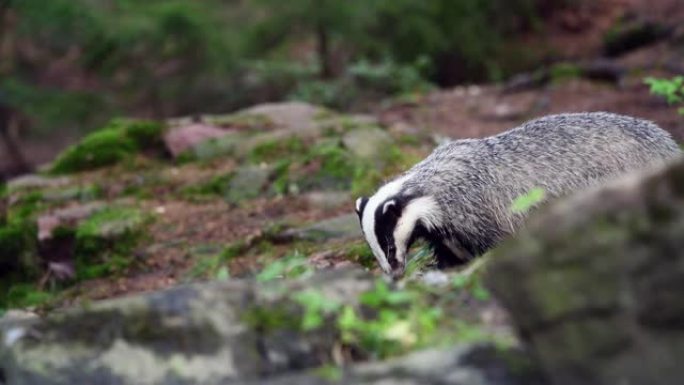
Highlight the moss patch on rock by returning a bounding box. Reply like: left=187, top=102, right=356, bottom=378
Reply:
left=74, top=207, right=148, bottom=280
left=50, top=118, right=166, bottom=174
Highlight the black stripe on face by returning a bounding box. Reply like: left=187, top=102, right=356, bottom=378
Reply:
left=355, top=197, right=369, bottom=223
left=374, top=199, right=402, bottom=269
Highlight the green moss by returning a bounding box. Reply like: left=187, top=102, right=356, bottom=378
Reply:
left=248, top=136, right=306, bottom=164
left=51, top=129, right=137, bottom=174
left=4, top=283, right=56, bottom=309
left=186, top=241, right=249, bottom=280
left=242, top=304, right=300, bottom=332
left=550, top=62, right=582, bottom=83
left=9, top=190, right=44, bottom=220
left=74, top=207, right=147, bottom=279
left=0, top=220, right=38, bottom=275
left=114, top=118, right=166, bottom=150
left=180, top=173, right=234, bottom=198
left=50, top=118, right=166, bottom=174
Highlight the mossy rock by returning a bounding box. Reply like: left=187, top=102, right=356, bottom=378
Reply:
left=50, top=118, right=166, bottom=174
left=74, top=207, right=148, bottom=279
left=0, top=220, right=38, bottom=277
left=224, top=165, right=272, bottom=204
left=179, top=131, right=252, bottom=162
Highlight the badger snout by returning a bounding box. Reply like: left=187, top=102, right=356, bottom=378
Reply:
left=386, top=253, right=406, bottom=279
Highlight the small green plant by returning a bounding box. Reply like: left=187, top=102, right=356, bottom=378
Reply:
left=510, top=187, right=546, bottom=214
left=645, top=76, right=684, bottom=115
left=186, top=242, right=246, bottom=280
left=256, top=251, right=313, bottom=282
left=336, top=280, right=446, bottom=358
left=405, top=244, right=436, bottom=276
left=294, top=289, right=342, bottom=330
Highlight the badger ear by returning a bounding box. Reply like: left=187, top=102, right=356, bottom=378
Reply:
left=382, top=199, right=399, bottom=217
left=355, top=197, right=369, bottom=218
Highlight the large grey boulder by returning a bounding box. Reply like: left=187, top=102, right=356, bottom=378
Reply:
left=0, top=267, right=536, bottom=385
left=0, top=270, right=373, bottom=385
left=487, top=157, right=684, bottom=385
left=245, top=344, right=544, bottom=385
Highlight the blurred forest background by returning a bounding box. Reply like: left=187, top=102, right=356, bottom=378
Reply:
left=0, top=0, right=683, bottom=178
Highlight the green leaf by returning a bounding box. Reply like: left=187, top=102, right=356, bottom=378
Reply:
left=215, top=266, right=230, bottom=281
left=511, top=187, right=546, bottom=214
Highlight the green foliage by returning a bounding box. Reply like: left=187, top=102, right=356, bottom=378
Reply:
left=289, top=58, right=434, bottom=109
left=337, top=280, right=440, bottom=358
left=511, top=187, right=546, bottom=214
left=349, top=57, right=434, bottom=95
left=186, top=241, right=247, bottom=280
left=4, top=283, right=57, bottom=309
left=257, top=251, right=313, bottom=282
left=0, top=220, right=37, bottom=276
left=294, top=289, right=342, bottom=330
left=7, top=0, right=240, bottom=135
left=405, top=245, right=436, bottom=277
left=645, top=76, right=684, bottom=115
left=312, top=365, right=343, bottom=382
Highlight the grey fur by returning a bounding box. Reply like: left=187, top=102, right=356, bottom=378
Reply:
left=360, top=112, right=682, bottom=275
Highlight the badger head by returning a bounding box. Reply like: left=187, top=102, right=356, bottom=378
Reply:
left=355, top=182, right=440, bottom=278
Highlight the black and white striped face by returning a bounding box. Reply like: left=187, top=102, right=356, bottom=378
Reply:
left=355, top=178, right=440, bottom=278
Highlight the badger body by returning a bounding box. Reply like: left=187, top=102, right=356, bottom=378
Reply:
left=356, top=112, right=681, bottom=277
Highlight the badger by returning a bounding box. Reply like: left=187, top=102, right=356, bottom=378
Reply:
left=356, top=112, right=681, bottom=278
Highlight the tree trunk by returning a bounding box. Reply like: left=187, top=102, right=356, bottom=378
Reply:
left=316, top=23, right=333, bottom=79
left=0, top=108, right=30, bottom=175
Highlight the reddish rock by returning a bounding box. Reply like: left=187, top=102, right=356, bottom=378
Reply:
left=163, top=124, right=230, bottom=158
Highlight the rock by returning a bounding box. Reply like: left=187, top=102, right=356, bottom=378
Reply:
left=37, top=202, right=106, bottom=241
left=304, top=191, right=351, bottom=210
left=7, top=175, right=71, bottom=192
left=184, top=131, right=252, bottom=161
left=0, top=269, right=373, bottom=384
left=237, top=102, right=326, bottom=133
left=163, top=124, right=232, bottom=158
left=342, top=127, right=394, bottom=164
left=279, top=214, right=360, bottom=242
left=487, top=157, right=684, bottom=385
left=246, top=344, right=544, bottom=385
left=225, top=165, right=272, bottom=203
left=40, top=185, right=100, bottom=204
left=0, top=268, right=539, bottom=385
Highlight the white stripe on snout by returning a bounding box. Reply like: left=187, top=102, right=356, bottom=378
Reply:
left=361, top=175, right=412, bottom=273
left=393, top=196, right=440, bottom=264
